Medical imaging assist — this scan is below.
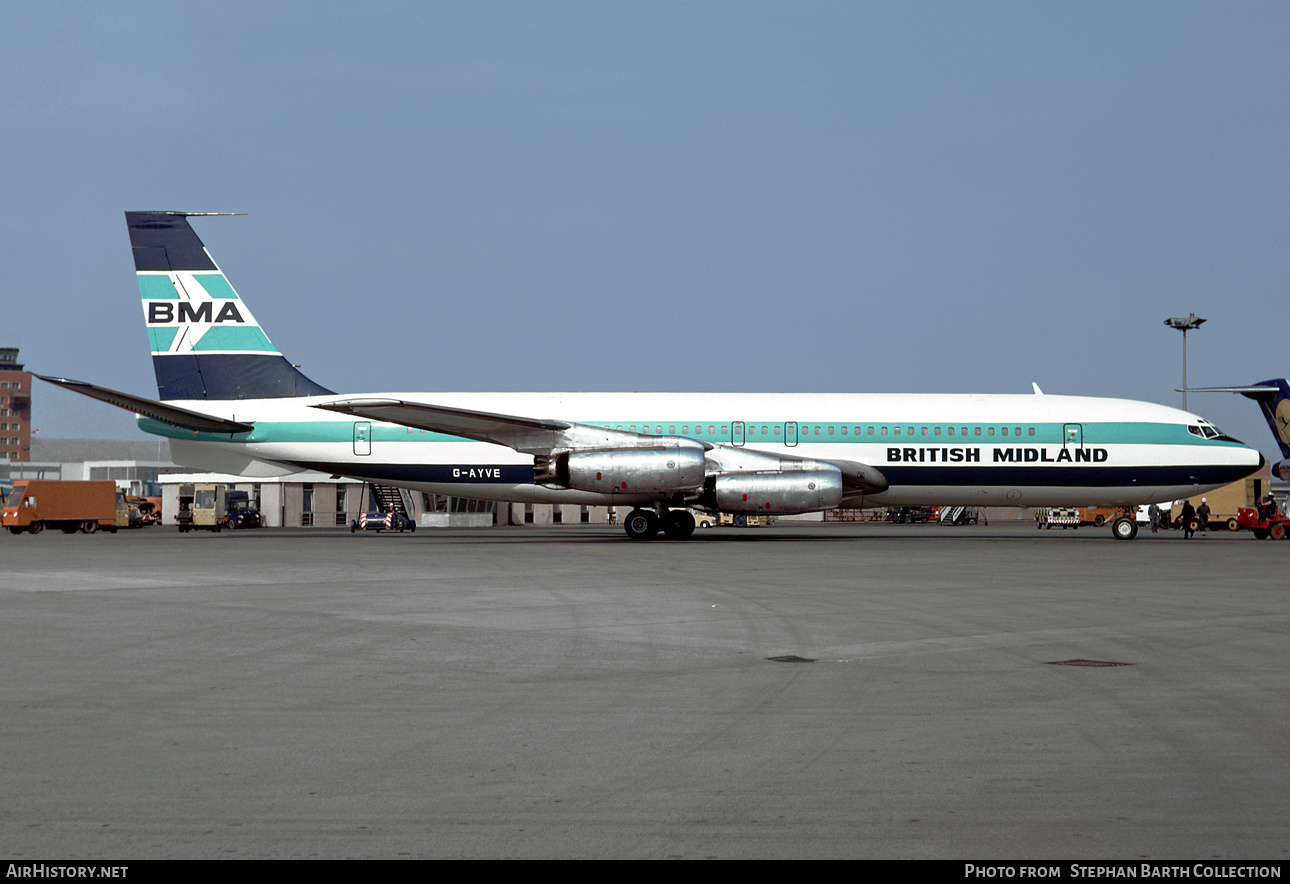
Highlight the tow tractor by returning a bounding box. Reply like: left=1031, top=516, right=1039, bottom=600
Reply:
left=1236, top=504, right=1290, bottom=540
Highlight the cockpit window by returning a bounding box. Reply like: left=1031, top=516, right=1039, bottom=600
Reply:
left=1187, top=423, right=1222, bottom=440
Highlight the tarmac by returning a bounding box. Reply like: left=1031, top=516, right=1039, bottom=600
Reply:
left=1, top=521, right=1287, bottom=859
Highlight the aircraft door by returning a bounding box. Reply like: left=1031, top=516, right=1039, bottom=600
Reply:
left=1063, top=424, right=1084, bottom=449
left=354, top=422, right=371, bottom=457
left=785, top=421, right=798, bottom=447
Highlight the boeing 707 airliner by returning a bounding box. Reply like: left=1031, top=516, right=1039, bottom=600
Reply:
left=40, top=212, right=1264, bottom=540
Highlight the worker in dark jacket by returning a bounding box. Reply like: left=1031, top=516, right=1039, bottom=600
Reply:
left=1181, top=500, right=1196, bottom=539
left=1196, top=498, right=1211, bottom=534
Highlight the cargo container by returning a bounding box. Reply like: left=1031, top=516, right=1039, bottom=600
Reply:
left=2, top=480, right=124, bottom=534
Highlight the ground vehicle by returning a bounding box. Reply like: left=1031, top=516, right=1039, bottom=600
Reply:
left=718, top=512, right=773, bottom=527
left=1237, top=505, right=1290, bottom=540
left=222, top=490, right=262, bottom=529
left=1168, top=473, right=1271, bottom=533
left=887, top=506, right=933, bottom=524
left=126, top=496, right=162, bottom=526
left=352, top=512, right=415, bottom=533
left=176, top=483, right=225, bottom=532
left=2, top=480, right=124, bottom=534
left=688, top=509, right=716, bottom=529
left=1035, top=507, right=1080, bottom=529
left=1078, top=506, right=1142, bottom=527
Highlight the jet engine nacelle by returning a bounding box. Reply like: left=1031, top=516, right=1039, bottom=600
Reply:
left=714, top=468, right=844, bottom=514
left=1274, top=460, right=1290, bottom=482
left=538, top=442, right=707, bottom=495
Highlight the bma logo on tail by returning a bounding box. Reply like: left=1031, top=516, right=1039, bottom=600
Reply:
left=140, top=270, right=278, bottom=356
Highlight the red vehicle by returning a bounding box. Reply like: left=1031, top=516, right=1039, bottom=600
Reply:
left=1236, top=505, right=1290, bottom=540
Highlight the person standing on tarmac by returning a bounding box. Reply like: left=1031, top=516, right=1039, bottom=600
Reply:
left=1148, top=502, right=1161, bottom=534
left=1197, top=498, right=1211, bottom=535
left=1181, top=500, right=1196, bottom=539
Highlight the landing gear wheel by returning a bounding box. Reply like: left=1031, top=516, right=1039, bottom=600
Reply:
left=1270, top=523, right=1286, bottom=541
left=624, top=509, right=660, bottom=540
left=1112, top=517, right=1138, bottom=540
left=663, top=510, right=696, bottom=539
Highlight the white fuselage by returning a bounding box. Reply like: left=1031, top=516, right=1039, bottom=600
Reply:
left=144, top=390, right=1263, bottom=509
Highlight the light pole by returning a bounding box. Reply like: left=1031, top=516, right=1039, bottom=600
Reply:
left=1164, top=314, right=1206, bottom=411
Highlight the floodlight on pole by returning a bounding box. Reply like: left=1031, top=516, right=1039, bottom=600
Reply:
left=1164, top=314, right=1206, bottom=411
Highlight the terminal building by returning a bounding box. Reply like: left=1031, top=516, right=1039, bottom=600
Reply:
left=0, top=348, right=31, bottom=463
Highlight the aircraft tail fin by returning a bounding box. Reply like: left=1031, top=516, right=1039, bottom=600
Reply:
left=127, top=211, right=333, bottom=401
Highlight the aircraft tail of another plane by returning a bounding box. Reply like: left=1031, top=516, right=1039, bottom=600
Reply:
left=127, top=211, right=333, bottom=401
left=1189, top=379, right=1290, bottom=460
left=1244, top=379, right=1290, bottom=460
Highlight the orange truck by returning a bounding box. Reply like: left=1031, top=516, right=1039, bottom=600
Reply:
left=2, top=480, right=124, bottom=535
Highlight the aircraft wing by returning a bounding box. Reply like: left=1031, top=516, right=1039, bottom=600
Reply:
left=314, top=397, right=691, bottom=455
left=37, top=375, right=255, bottom=434
left=314, top=398, right=887, bottom=492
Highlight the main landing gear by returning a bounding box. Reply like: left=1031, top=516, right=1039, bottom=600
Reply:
left=624, top=507, right=697, bottom=540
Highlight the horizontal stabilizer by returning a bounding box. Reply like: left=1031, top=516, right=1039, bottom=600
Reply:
left=37, top=375, right=254, bottom=434
left=1181, top=385, right=1280, bottom=399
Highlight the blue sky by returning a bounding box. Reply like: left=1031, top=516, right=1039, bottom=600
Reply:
left=4, top=1, right=1289, bottom=460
